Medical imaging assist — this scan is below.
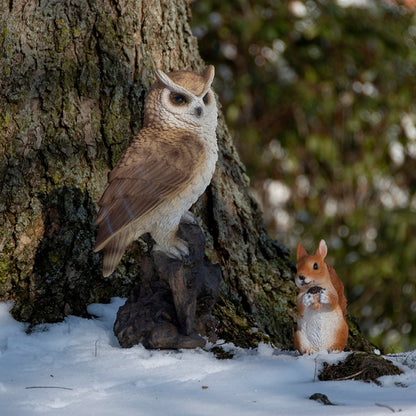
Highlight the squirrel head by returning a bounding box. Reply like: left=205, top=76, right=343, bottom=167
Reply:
left=295, top=239, right=331, bottom=290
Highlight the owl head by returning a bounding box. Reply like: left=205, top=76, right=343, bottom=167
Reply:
left=144, top=66, right=217, bottom=130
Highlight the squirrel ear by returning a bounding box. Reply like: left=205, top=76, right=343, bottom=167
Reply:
left=315, top=239, right=328, bottom=259
left=296, top=242, right=308, bottom=261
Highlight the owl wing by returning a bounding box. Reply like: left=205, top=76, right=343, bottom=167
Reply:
left=94, top=128, right=206, bottom=251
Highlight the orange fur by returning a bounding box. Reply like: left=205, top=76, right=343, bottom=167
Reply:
left=294, top=239, right=348, bottom=354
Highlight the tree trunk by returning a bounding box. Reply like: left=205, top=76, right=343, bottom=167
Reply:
left=0, top=0, right=368, bottom=350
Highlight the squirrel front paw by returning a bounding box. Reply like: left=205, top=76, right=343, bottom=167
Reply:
left=318, top=289, right=329, bottom=304
left=303, top=293, right=314, bottom=307
left=303, top=293, right=322, bottom=311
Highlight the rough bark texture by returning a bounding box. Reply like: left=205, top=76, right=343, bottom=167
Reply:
left=0, top=0, right=370, bottom=350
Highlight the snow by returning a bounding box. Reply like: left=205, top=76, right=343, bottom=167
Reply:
left=1, top=299, right=415, bottom=416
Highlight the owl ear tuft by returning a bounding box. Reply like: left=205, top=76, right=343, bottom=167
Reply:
left=155, top=69, right=192, bottom=97
left=202, top=65, right=215, bottom=87
left=155, top=69, right=174, bottom=88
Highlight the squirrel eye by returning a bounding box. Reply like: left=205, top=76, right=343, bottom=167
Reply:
left=171, top=93, right=187, bottom=105
left=313, top=262, right=318, bottom=270
left=203, top=93, right=209, bottom=104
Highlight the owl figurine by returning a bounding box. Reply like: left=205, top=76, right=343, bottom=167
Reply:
left=94, top=66, right=218, bottom=277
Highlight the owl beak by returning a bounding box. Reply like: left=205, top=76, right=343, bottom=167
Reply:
left=194, top=106, right=203, bottom=117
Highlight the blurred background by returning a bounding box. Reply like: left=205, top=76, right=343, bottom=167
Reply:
left=191, top=0, right=416, bottom=352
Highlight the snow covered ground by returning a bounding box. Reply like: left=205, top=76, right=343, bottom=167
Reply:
left=0, top=298, right=415, bottom=416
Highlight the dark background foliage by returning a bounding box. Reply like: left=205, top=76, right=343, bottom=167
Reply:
left=192, top=0, right=416, bottom=352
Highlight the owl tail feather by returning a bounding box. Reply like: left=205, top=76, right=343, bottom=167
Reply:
left=102, top=231, right=131, bottom=277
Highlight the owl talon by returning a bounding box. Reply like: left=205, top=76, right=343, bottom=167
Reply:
left=153, top=237, right=189, bottom=259
left=181, top=211, right=199, bottom=225
left=170, top=238, right=189, bottom=258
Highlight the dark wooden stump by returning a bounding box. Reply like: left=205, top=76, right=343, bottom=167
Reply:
left=319, top=352, right=403, bottom=385
left=113, top=220, right=221, bottom=349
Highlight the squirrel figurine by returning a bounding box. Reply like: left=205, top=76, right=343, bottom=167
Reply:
left=294, top=239, right=348, bottom=354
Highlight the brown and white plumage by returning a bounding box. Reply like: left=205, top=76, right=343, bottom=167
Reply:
left=94, top=66, right=218, bottom=277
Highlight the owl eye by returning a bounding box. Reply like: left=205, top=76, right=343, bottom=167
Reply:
left=170, top=93, right=187, bottom=105
left=313, top=262, right=318, bottom=270
left=203, top=93, right=210, bottom=105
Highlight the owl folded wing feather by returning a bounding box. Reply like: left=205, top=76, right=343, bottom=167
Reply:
left=94, top=130, right=205, bottom=252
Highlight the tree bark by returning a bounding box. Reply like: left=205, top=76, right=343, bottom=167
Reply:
left=0, top=0, right=367, bottom=350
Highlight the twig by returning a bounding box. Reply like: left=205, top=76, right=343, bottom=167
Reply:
left=330, top=368, right=366, bottom=381
left=375, top=402, right=401, bottom=413
left=25, top=386, right=73, bottom=391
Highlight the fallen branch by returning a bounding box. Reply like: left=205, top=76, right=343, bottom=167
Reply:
left=25, top=386, right=73, bottom=391
left=375, top=402, right=401, bottom=413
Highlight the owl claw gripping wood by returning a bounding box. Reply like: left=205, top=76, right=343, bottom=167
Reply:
left=94, top=67, right=218, bottom=277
